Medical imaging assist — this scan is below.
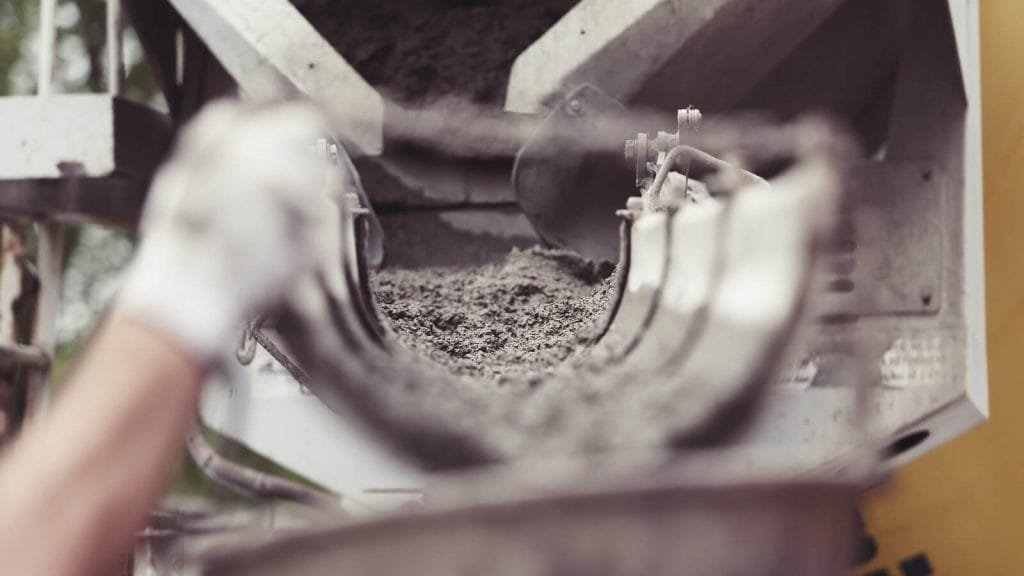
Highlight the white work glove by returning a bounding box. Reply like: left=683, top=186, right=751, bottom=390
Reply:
left=115, top=99, right=331, bottom=362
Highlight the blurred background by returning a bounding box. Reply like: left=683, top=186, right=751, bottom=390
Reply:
left=0, top=0, right=156, bottom=374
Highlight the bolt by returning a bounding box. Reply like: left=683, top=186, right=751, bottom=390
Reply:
left=567, top=98, right=583, bottom=115
left=920, top=289, right=933, bottom=307
left=677, top=107, right=702, bottom=132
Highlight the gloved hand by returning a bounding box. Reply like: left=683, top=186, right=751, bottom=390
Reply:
left=115, top=99, right=332, bottom=362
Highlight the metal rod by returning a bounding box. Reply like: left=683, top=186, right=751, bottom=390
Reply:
left=106, top=0, right=124, bottom=94
left=186, top=428, right=338, bottom=509
left=0, top=344, right=51, bottom=370
left=29, top=222, right=64, bottom=414
left=37, top=0, right=58, bottom=96
left=0, top=225, right=26, bottom=345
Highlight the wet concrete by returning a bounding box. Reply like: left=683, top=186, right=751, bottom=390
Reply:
left=372, top=246, right=615, bottom=382
left=291, top=0, right=579, bottom=105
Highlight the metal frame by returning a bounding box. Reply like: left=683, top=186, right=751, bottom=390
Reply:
left=0, top=0, right=172, bottom=427
left=191, top=0, right=987, bottom=500
left=162, top=0, right=384, bottom=155
left=504, top=0, right=847, bottom=114
left=502, top=0, right=988, bottom=469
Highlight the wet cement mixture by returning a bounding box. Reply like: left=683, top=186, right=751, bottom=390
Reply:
left=290, top=0, right=579, bottom=105
left=373, top=246, right=615, bottom=382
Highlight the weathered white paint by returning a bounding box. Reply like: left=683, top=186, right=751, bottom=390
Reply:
left=165, top=0, right=384, bottom=155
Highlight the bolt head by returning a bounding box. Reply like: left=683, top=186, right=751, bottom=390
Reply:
left=567, top=99, right=583, bottom=115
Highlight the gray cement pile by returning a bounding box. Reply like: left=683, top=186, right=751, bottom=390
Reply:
left=372, top=246, right=615, bottom=383
left=290, top=0, right=579, bottom=106
left=339, top=245, right=724, bottom=467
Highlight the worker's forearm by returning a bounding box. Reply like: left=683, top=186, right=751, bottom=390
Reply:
left=0, top=100, right=329, bottom=576
left=0, top=317, right=203, bottom=576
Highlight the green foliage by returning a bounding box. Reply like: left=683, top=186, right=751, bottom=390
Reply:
left=0, top=0, right=36, bottom=95
left=0, top=0, right=159, bottom=100
left=51, top=331, right=85, bottom=386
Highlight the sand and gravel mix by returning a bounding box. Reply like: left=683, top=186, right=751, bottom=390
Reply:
left=372, top=246, right=615, bottom=382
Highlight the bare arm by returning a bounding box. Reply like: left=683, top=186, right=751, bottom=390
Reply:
left=0, top=318, right=202, bottom=576
left=0, top=99, right=331, bottom=576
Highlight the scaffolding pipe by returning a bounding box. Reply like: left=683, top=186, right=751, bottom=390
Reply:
left=28, top=223, right=63, bottom=414
left=37, top=0, right=57, bottom=96
left=106, top=0, right=124, bottom=94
